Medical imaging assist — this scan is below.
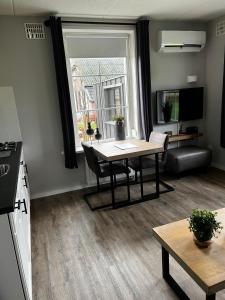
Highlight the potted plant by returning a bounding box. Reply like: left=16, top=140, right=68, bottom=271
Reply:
left=161, top=101, right=172, bottom=123
left=188, top=208, right=223, bottom=248
left=113, top=115, right=125, bottom=140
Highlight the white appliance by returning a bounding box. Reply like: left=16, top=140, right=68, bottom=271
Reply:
left=158, top=30, right=206, bottom=53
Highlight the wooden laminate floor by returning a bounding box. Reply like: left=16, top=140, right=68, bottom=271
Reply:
left=32, top=168, right=225, bottom=300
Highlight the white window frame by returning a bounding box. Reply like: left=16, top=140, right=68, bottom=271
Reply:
left=63, top=25, right=138, bottom=152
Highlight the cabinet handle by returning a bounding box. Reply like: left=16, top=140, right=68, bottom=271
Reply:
left=14, top=199, right=27, bottom=214
left=14, top=200, right=21, bottom=210
left=23, top=175, right=28, bottom=188
left=24, top=164, right=28, bottom=174
left=21, top=199, right=28, bottom=214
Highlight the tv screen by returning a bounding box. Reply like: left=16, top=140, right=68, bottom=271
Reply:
left=179, top=87, right=203, bottom=121
left=156, top=87, right=203, bottom=124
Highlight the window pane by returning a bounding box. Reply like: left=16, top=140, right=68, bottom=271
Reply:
left=71, top=57, right=127, bottom=76
left=103, top=84, right=125, bottom=108
left=72, top=76, right=100, bottom=111
left=70, top=57, right=128, bottom=145
left=76, top=111, right=97, bottom=142
left=71, top=58, right=100, bottom=76
left=102, top=108, right=117, bottom=140
left=101, top=107, right=128, bottom=140
left=99, top=57, right=126, bottom=75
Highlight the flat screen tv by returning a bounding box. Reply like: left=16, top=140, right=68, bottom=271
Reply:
left=156, top=87, right=203, bottom=124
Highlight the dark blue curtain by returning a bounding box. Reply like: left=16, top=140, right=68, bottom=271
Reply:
left=221, top=47, right=225, bottom=148
left=136, top=20, right=152, bottom=141
left=48, top=16, right=78, bottom=168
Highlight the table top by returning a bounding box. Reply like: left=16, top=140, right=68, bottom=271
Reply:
left=153, top=208, right=225, bottom=295
left=92, top=139, right=164, bottom=161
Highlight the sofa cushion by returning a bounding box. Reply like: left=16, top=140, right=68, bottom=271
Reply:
left=166, top=146, right=212, bottom=174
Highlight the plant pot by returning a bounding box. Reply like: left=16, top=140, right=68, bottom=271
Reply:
left=193, top=238, right=212, bottom=248
left=115, top=121, right=125, bottom=141
left=193, top=231, right=213, bottom=248
left=163, top=109, right=172, bottom=123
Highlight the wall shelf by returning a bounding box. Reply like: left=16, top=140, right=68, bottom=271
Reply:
left=168, top=133, right=203, bottom=143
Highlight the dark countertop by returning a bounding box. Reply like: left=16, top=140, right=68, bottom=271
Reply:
left=0, top=142, right=22, bottom=215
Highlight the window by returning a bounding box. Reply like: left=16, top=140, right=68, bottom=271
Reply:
left=64, top=29, right=137, bottom=150
left=70, top=57, right=128, bottom=142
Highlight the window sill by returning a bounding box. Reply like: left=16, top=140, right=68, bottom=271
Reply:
left=76, top=146, right=84, bottom=154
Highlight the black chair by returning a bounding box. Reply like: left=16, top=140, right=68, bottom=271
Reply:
left=129, top=132, right=168, bottom=179
left=82, top=142, right=130, bottom=210
left=128, top=132, right=174, bottom=194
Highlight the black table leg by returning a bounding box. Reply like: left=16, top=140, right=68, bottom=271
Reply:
left=162, top=246, right=190, bottom=300
left=162, top=247, right=216, bottom=299
left=139, top=156, right=144, bottom=199
left=125, top=158, right=130, bottom=202
left=155, top=153, right=160, bottom=198
left=162, top=246, right=169, bottom=279
left=109, top=161, right=115, bottom=208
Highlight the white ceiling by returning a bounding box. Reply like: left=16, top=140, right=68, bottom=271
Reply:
left=1, top=0, right=225, bottom=21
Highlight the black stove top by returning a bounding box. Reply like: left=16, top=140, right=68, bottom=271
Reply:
left=0, top=142, right=17, bottom=152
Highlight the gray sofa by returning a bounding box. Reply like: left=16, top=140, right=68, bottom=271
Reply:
left=166, top=146, right=212, bottom=174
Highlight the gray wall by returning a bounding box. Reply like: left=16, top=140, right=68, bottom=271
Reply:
left=0, top=16, right=86, bottom=198
left=150, top=21, right=207, bottom=139
left=0, top=16, right=208, bottom=198
left=205, top=15, right=225, bottom=170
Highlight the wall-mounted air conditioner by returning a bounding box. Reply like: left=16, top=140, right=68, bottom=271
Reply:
left=158, top=30, right=206, bottom=53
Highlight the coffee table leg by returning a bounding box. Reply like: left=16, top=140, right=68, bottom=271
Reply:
left=206, top=295, right=216, bottom=300
left=162, top=246, right=169, bottom=278
left=161, top=246, right=190, bottom=300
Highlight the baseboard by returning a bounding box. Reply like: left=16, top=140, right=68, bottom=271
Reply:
left=31, top=174, right=134, bottom=200
left=31, top=182, right=95, bottom=200
left=211, top=162, right=225, bottom=171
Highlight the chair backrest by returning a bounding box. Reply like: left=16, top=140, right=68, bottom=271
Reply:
left=82, top=142, right=101, bottom=176
left=149, top=131, right=167, bottom=147
left=149, top=131, right=169, bottom=162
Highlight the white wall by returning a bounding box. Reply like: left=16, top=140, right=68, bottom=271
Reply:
left=0, top=87, right=22, bottom=141
left=0, top=16, right=86, bottom=198
left=0, top=16, right=208, bottom=198
left=205, top=15, right=225, bottom=170
left=150, top=21, right=207, bottom=142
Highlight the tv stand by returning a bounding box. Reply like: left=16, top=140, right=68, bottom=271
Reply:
left=168, top=133, right=203, bottom=143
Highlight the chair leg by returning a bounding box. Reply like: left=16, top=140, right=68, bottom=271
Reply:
left=96, top=175, right=100, bottom=191
left=114, top=174, right=117, bottom=187
left=135, top=170, right=138, bottom=183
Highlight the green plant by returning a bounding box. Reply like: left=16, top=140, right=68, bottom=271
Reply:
left=112, top=115, right=125, bottom=122
left=188, top=209, right=223, bottom=242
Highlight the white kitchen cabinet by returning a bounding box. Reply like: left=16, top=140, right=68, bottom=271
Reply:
left=0, top=145, right=32, bottom=300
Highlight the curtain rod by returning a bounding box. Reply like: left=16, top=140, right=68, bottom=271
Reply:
left=45, top=19, right=136, bottom=27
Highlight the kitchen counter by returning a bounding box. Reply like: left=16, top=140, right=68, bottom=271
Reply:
left=0, top=142, right=22, bottom=214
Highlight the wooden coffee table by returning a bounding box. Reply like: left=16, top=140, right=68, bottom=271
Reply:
left=153, top=208, right=225, bottom=300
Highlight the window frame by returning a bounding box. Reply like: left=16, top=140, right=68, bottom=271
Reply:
left=63, top=26, right=138, bottom=152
